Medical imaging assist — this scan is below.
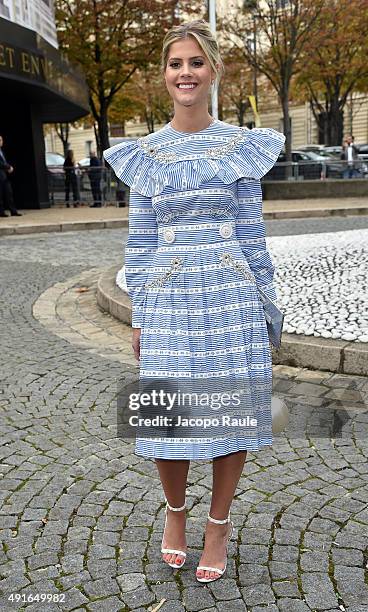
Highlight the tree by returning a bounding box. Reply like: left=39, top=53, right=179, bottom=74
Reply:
left=54, top=123, right=70, bottom=157
left=220, top=46, right=255, bottom=126
left=223, top=0, right=325, bottom=162
left=295, top=0, right=368, bottom=145
left=55, top=0, right=184, bottom=153
left=120, top=68, right=174, bottom=133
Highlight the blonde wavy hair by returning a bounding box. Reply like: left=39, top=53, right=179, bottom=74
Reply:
left=161, top=19, right=224, bottom=87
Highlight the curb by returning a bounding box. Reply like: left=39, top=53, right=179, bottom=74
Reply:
left=96, top=266, right=368, bottom=377
left=263, top=206, right=368, bottom=220
left=0, top=218, right=128, bottom=236
left=1, top=206, right=367, bottom=236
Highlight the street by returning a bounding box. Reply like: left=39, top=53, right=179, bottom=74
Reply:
left=0, top=217, right=367, bottom=611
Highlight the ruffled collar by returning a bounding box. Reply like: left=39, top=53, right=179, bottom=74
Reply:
left=103, top=122, right=285, bottom=197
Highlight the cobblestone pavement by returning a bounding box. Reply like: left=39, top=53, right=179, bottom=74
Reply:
left=0, top=224, right=368, bottom=612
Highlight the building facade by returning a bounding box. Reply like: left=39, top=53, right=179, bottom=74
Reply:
left=0, top=0, right=89, bottom=208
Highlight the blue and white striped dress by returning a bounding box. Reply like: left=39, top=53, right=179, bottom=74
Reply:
left=103, top=119, right=285, bottom=460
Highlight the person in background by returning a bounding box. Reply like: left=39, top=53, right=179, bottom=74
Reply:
left=0, top=135, right=22, bottom=217
left=341, top=135, right=360, bottom=179
left=88, top=151, right=103, bottom=207
left=63, top=149, right=80, bottom=207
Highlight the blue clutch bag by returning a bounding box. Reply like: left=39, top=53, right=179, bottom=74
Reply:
left=257, top=287, right=284, bottom=349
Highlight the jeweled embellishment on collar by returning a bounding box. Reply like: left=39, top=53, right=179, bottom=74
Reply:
left=206, top=128, right=249, bottom=159
left=137, top=127, right=250, bottom=164
left=138, top=139, right=178, bottom=163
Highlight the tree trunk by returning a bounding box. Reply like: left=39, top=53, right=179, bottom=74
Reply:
left=55, top=123, right=70, bottom=157
left=280, top=91, right=292, bottom=179
left=97, top=107, right=110, bottom=155
left=328, top=103, right=344, bottom=146
left=93, top=124, right=100, bottom=156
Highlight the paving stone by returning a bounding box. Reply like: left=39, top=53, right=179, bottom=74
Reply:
left=237, top=563, right=271, bottom=586
left=274, top=529, right=301, bottom=546
left=273, top=579, right=300, bottom=597
left=301, top=573, right=339, bottom=609
left=277, top=599, right=311, bottom=612
left=121, top=584, right=156, bottom=608
left=27, top=552, right=60, bottom=571
left=116, top=572, right=146, bottom=593
left=269, top=561, right=297, bottom=580
left=58, top=570, right=91, bottom=590
left=151, top=581, right=181, bottom=600
left=331, top=547, right=364, bottom=566
left=272, top=545, right=299, bottom=562
left=159, top=602, right=186, bottom=612
left=145, top=562, right=176, bottom=582
left=241, top=583, right=275, bottom=606
left=307, top=518, right=340, bottom=535
left=279, top=514, right=306, bottom=530
left=240, top=529, right=271, bottom=545
left=59, top=587, right=89, bottom=610
left=245, top=513, right=274, bottom=529
left=86, top=558, right=117, bottom=580
left=182, top=586, right=216, bottom=611
left=207, top=578, right=241, bottom=600
left=238, top=545, right=269, bottom=564
left=300, top=550, right=329, bottom=571
left=87, top=596, right=125, bottom=612
left=87, top=543, right=116, bottom=559
left=216, top=600, right=248, bottom=612
left=0, top=572, right=30, bottom=594
left=83, top=576, right=120, bottom=598
left=60, top=553, right=84, bottom=574
left=116, top=558, right=144, bottom=573
left=334, top=566, right=367, bottom=596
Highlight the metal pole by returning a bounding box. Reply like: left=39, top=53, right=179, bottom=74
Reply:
left=208, top=0, right=218, bottom=119
left=253, top=13, right=258, bottom=108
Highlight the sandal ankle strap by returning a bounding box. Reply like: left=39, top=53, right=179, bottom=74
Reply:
left=207, top=512, right=230, bottom=524
left=165, top=499, right=186, bottom=512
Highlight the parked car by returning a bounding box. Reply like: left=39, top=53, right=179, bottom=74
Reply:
left=357, top=145, right=368, bottom=174
left=263, top=150, right=323, bottom=180
left=323, top=146, right=342, bottom=156
left=298, top=144, right=326, bottom=153
left=300, top=149, right=345, bottom=179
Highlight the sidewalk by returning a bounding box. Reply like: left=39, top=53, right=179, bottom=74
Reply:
left=0, top=197, right=367, bottom=236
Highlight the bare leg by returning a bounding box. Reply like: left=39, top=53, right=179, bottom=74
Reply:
left=196, top=450, right=247, bottom=580
left=155, top=458, right=190, bottom=566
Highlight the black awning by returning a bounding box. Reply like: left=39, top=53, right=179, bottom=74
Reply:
left=0, top=18, right=89, bottom=122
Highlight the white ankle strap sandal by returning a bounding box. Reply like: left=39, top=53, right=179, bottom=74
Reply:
left=196, top=512, right=234, bottom=583
left=161, top=499, right=187, bottom=569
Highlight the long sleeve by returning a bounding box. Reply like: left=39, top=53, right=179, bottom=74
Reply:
left=124, top=189, right=158, bottom=328
left=236, top=177, right=278, bottom=304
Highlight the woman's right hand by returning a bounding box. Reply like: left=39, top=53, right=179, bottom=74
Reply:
left=132, top=328, right=141, bottom=362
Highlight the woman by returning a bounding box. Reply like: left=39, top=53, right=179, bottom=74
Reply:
left=63, top=149, right=80, bottom=207
left=104, top=20, right=285, bottom=583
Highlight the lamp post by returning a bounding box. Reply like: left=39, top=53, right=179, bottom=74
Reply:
left=244, top=2, right=258, bottom=111
left=252, top=13, right=258, bottom=109
left=208, top=0, right=218, bottom=119
left=244, top=2, right=258, bottom=108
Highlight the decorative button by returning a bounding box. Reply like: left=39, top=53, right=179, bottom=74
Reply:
left=219, top=222, right=233, bottom=239
left=163, top=228, right=175, bottom=243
